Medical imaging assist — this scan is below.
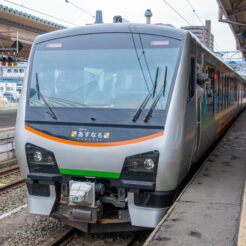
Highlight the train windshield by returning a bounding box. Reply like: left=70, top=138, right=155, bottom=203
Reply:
left=28, top=33, right=181, bottom=112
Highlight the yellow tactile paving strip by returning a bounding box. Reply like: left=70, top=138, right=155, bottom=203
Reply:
left=238, top=182, right=246, bottom=246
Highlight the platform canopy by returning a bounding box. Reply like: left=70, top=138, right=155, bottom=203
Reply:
left=217, top=0, right=246, bottom=60
left=0, top=4, right=65, bottom=60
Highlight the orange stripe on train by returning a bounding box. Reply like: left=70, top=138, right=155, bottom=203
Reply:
left=25, top=125, right=164, bottom=147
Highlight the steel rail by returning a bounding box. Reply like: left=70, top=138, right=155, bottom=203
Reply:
left=0, top=178, right=25, bottom=193
left=0, top=165, right=19, bottom=176
left=0, top=158, right=17, bottom=166
left=46, top=228, right=77, bottom=246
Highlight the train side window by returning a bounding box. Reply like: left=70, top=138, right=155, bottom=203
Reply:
left=188, top=57, right=195, bottom=100
left=226, top=76, right=229, bottom=108
left=223, top=75, right=227, bottom=109
left=231, top=79, right=235, bottom=105
left=219, top=72, right=223, bottom=111
left=204, top=68, right=214, bottom=119
left=234, top=81, right=238, bottom=104
left=229, top=78, right=232, bottom=105
left=230, top=79, right=234, bottom=105
left=215, top=71, right=220, bottom=113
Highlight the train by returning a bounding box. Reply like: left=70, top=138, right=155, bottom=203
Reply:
left=15, top=23, right=246, bottom=233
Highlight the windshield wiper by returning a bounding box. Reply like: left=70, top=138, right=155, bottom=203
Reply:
left=132, top=67, right=159, bottom=122
left=153, top=67, right=159, bottom=98
left=144, top=66, right=168, bottom=123
left=35, top=72, right=57, bottom=120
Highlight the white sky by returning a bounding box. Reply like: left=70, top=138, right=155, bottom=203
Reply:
left=0, top=0, right=239, bottom=53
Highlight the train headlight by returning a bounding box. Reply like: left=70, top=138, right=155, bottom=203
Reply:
left=33, top=151, right=42, bottom=162
left=25, top=143, right=60, bottom=174
left=144, top=159, right=155, bottom=170
left=121, top=151, right=159, bottom=180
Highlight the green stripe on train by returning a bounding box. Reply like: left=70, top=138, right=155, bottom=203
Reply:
left=59, top=168, right=120, bottom=179
left=201, top=116, right=215, bottom=131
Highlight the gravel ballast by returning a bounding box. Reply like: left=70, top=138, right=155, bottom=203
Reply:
left=1, top=211, right=68, bottom=246
left=0, top=184, right=68, bottom=246
left=0, top=185, right=27, bottom=216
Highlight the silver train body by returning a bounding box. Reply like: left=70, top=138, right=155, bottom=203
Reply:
left=15, top=23, right=246, bottom=232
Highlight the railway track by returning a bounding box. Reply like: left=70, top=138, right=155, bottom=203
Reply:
left=46, top=227, right=150, bottom=246
left=0, top=158, right=17, bottom=170
left=0, top=164, right=19, bottom=176
left=47, top=228, right=77, bottom=246
left=0, top=165, right=25, bottom=193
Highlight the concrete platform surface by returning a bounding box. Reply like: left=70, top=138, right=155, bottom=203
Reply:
left=145, top=110, right=246, bottom=246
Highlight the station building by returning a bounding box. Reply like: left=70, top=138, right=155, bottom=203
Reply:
left=0, top=3, right=64, bottom=106
left=0, top=61, right=27, bottom=95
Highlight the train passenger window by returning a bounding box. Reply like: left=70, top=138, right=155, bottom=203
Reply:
left=223, top=75, right=227, bottom=109
left=228, top=79, right=231, bottom=105
left=234, top=81, right=238, bottom=104
left=229, top=78, right=232, bottom=105
left=238, top=83, right=241, bottom=105
left=215, top=71, right=219, bottom=113
left=232, top=79, right=236, bottom=104
left=225, top=77, right=229, bottom=108
left=219, top=73, right=223, bottom=111
left=203, top=68, right=214, bottom=119
left=230, top=79, right=234, bottom=105
left=188, top=57, right=195, bottom=100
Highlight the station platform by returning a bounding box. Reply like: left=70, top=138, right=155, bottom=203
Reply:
left=144, top=109, right=246, bottom=246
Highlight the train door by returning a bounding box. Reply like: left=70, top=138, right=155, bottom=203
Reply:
left=240, top=83, right=243, bottom=109
left=183, top=54, right=196, bottom=173
left=206, top=68, right=215, bottom=118
left=238, top=82, right=241, bottom=111
left=194, top=63, right=202, bottom=152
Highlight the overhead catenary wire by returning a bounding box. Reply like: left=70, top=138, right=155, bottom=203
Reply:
left=162, top=0, right=192, bottom=26
left=188, top=0, right=226, bottom=51
left=161, top=0, right=225, bottom=52
left=184, top=0, right=224, bottom=51
left=65, top=0, right=95, bottom=19
left=3, top=0, right=78, bottom=26
left=185, top=0, right=203, bottom=25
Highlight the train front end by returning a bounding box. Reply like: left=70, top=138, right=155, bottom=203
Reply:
left=15, top=24, right=184, bottom=232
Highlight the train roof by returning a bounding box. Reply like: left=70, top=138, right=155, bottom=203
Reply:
left=34, top=23, right=187, bottom=44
